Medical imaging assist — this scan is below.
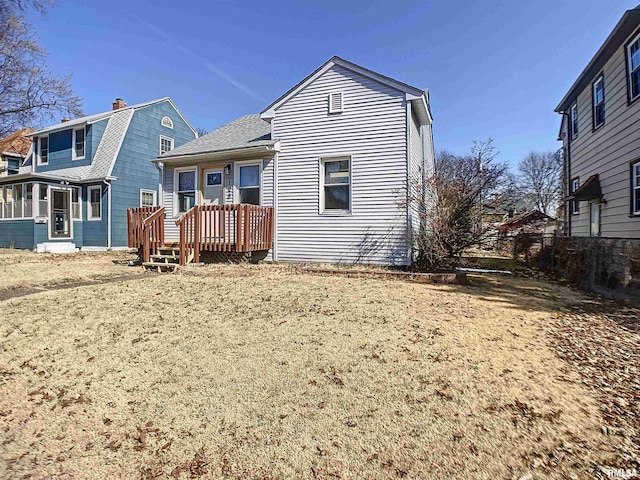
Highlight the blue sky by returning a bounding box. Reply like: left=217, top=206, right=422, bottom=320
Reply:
left=28, top=0, right=639, bottom=167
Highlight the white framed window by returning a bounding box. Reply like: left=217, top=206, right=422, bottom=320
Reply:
left=140, top=189, right=157, bottom=207
left=235, top=161, right=261, bottom=205
left=38, top=136, right=49, bottom=165
left=87, top=186, right=102, bottom=221
left=571, top=178, right=580, bottom=215
left=321, top=157, right=351, bottom=213
left=589, top=201, right=601, bottom=236
left=593, top=76, right=605, bottom=129
left=159, top=135, right=174, bottom=155
left=569, top=103, right=578, bottom=140
left=37, top=183, right=48, bottom=217
left=71, top=187, right=81, bottom=220
left=174, top=168, right=196, bottom=214
left=328, top=92, right=344, bottom=114
left=0, top=183, right=34, bottom=220
left=632, top=161, right=640, bottom=215
left=161, top=116, right=174, bottom=129
left=627, top=32, right=640, bottom=102
left=6, top=156, right=20, bottom=175
left=72, top=127, right=86, bottom=160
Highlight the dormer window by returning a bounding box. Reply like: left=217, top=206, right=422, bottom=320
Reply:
left=6, top=157, right=20, bottom=175
left=161, top=116, right=174, bottom=129
left=328, top=92, right=343, bottom=114
left=72, top=127, right=85, bottom=160
left=38, top=136, right=49, bottom=165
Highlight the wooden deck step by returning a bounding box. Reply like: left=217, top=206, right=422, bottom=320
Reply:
left=150, top=254, right=180, bottom=264
left=142, top=262, right=178, bottom=273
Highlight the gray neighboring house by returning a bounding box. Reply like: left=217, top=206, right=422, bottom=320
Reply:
left=555, top=4, right=640, bottom=238
left=154, top=56, right=434, bottom=266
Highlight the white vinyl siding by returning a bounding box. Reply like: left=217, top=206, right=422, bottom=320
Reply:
left=409, top=110, right=424, bottom=246
left=562, top=31, right=640, bottom=238
left=272, top=64, right=411, bottom=265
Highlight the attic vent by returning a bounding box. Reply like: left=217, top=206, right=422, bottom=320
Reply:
left=328, top=92, right=343, bottom=114
left=161, top=116, right=174, bottom=129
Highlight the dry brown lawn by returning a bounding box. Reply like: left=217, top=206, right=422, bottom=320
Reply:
left=0, top=258, right=635, bottom=479
left=0, top=249, right=135, bottom=293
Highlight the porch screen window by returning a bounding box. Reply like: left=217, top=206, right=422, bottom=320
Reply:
left=13, top=185, right=23, bottom=218
left=72, top=188, right=81, bottom=220
left=628, top=34, right=640, bottom=101
left=633, top=161, right=640, bottom=215
left=24, top=184, right=33, bottom=217
left=177, top=170, right=195, bottom=213
left=38, top=184, right=48, bottom=217
left=73, top=128, right=85, bottom=159
left=88, top=186, right=102, bottom=220
left=593, top=76, right=605, bottom=129
left=4, top=186, right=13, bottom=218
left=238, top=164, right=260, bottom=205
left=323, top=159, right=350, bottom=211
left=39, top=136, right=48, bottom=164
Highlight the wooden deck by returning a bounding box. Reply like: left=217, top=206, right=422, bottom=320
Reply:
left=128, top=204, right=274, bottom=266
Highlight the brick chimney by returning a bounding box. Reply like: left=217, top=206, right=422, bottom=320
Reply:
left=61, top=117, right=70, bottom=123
left=112, top=98, right=126, bottom=110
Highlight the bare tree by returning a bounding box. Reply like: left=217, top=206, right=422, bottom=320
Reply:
left=195, top=126, right=209, bottom=137
left=0, top=0, right=82, bottom=138
left=409, top=139, right=511, bottom=270
left=517, top=150, right=562, bottom=216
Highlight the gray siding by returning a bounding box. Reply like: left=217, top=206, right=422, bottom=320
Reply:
left=409, top=110, right=423, bottom=247
left=562, top=32, right=640, bottom=238
left=272, top=64, right=410, bottom=265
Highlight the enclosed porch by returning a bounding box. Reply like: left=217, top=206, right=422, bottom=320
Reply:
left=127, top=203, right=274, bottom=268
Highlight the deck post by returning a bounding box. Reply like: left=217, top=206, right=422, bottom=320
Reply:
left=194, top=205, right=201, bottom=264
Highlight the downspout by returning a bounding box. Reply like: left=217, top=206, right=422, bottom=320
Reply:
left=559, top=111, right=572, bottom=236
left=405, top=98, right=413, bottom=266
left=155, top=162, right=164, bottom=206
left=103, top=179, right=112, bottom=249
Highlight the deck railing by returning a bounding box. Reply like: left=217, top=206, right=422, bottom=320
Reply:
left=127, top=206, right=165, bottom=262
left=177, top=204, right=274, bottom=265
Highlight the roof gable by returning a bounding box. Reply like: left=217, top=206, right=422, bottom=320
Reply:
left=260, top=56, right=429, bottom=122
left=0, top=128, right=34, bottom=157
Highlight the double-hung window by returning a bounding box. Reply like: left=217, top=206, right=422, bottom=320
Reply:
left=71, top=188, right=81, bottom=220
left=39, top=136, right=49, bottom=165
left=160, top=136, right=174, bottom=155
left=176, top=169, right=196, bottom=213
left=627, top=33, right=640, bottom=102
left=88, top=186, right=102, bottom=220
left=72, top=128, right=85, bottom=160
left=571, top=178, right=580, bottom=215
left=593, top=76, right=605, bottom=129
left=6, top=157, right=20, bottom=175
left=632, top=161, right=640, bottom=215
left=569, top=103, right=578, bottom=140
left=322, top=158, right=351, bottom=212
left=237, top=163, right=261, bottom=205
left=38, top=184, right=48, bottom=217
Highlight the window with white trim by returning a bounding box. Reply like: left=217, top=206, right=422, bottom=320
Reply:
left=328, top=92, right=343, bottom=114
left=159, top=136, right=174, bottom=155
left=571, top=178, right=580, bottom=215
left=6, top=156, right=20, bottom=175
left=71, top=187, right=81, bottom=220
left=72, top=127, right=86, bottom=160
left=140, top=189, right=157, bottom=207
left=237, top=163, right=260, bottom=205
left=38, top=184, right=48, bottom=217
left=322, top=158, right=351, bottom=212
left=593, top=76, right=605, bottom=129
left=161, top=116, right=174, bottom=129
left=176, top=169, right=196, bottom=213
left=632, top=161, right=640, bottom=215
left=0, top=183, right=34, bottom=219
left=627, top=33, right=640, bottom=101
left=88, top=186, right=102, bottom=220
left=39, top=136, right=49, bottom=164
left=569, top=103, right=578, bottom=140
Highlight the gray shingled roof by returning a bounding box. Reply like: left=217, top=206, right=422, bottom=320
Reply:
left=38, top=109, right=134, bottom=181
left=160, top=114, right=274, bottom=160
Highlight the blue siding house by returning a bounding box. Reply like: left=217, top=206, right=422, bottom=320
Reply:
left=0, top=98, right=197, bottom=251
